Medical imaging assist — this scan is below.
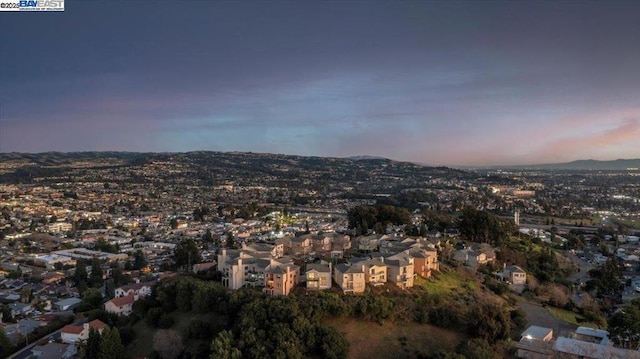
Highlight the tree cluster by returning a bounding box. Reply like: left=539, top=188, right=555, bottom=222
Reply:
left=83, top=326, right=125, bottom=359
left=608, top=299, right=640, bottom=350
left=586, top=257, right=623, bottom=299
left=172, top=238, right=200, bottom=270
left=459, top=207, right=515, bottom=246
left=347, top=205, right=411, bottom=235
left=133, top=274, right=523, bottom=359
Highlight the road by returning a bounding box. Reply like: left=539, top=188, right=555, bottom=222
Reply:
left=7, top=320, right=78, bottom=359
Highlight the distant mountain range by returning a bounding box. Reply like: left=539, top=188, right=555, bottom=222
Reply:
left=347, top=155, right=389, bottom=161
left=488, top=159, right=640, bottom=171
left=1, top=151, right=638, bottom=171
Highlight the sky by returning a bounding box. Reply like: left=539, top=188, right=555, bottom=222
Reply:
left=0, top=1, right=639, bottom=166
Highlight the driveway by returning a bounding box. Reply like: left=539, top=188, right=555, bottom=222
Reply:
left=516, top=296, right=577, bottom=338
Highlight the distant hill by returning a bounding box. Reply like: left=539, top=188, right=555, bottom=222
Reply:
left=0, top=151, right=471, bottom=189
left=496, top=159, right=640, bottom=171
left=346, top=155, right=389, bottom=161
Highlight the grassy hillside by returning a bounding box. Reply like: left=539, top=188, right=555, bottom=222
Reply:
left=326, top=318, right=463, bottom=359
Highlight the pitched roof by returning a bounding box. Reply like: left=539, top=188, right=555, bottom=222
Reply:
left=306, top=263, right=330, bottom=273
left=88, top=319, right=107, bottom=330
left=117, top=281, right=154, bottom=292
left=108, top=295, right=135, bottom=307
left=335, top=264, right=364, bottom=274
left=507, top=265, right=526, bottom=273
left=60, top=324, right=83, bottom=334
left=521, top=325, right=553, bottom=341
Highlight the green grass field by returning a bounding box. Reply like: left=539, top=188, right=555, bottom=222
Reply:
left=546, top=307, right=605, bottom=329
left=413, top=268, right=477, bottom=296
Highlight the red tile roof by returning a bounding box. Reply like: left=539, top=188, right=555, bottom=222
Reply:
left=88, top=319, right=107, bottom=330
left=108, top=295, right=135, bottom=307
left=61, top=324, right=83, bottom=334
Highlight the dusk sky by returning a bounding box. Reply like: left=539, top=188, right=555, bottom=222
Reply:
left=1, top=1, right=639, bottom=166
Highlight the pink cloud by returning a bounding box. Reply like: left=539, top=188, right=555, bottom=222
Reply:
left=401, top=107, right=640, bottom=166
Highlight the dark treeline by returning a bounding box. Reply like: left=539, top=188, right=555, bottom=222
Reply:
left=130, top=275, right=524, bottom=359
left=458, top=206, right=516, bottom=247
left=347, top=205, right=412, bottom=235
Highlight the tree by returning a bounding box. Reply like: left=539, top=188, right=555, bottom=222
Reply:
left=203, top=228, right=213, bottom=243
left=467, top=300, right=510, bottom=344
left=173, top=238, right=199, bottom=270
left=457, top=338, right=499, bottom=359
left=608, top=299, right=640, bottom=349
left=153, top=329, right=184, bottom=359
left=419, top=223, right=427, bottom=237
left=347, top=206, right=378, bottom=232
left=0, top=304, right=15, bottom=323
left=98, top=327, right=125, bottom=359
left=210, top=330, right=241, bottom=359
left=459, top=207, right=515, bottom=246
left=84, top=327, right=102, bottom=359
left=133, top=250, right=147, bottom=270
left=93, top=237, right=117, bottom=253
left=317, top=326, right=348, bottom=359
left=80, top=288, right=104, bottom=312
left=90, top=257, right=104, bottom=287
left=225, top=232, right=236, bottom=249
left=75, top=259, right=88, bottom=287
left=0, top=327, right=14, bottom=358
left=347, top=205, right=411, bottom=233
left=589, top=257, right=622, bottom=298
left=169, top=218, right=178, bottom=229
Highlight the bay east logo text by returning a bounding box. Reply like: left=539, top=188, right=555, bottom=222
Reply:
left=19, top=0, right=64, bottom=11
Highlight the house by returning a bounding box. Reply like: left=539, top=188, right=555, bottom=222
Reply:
left=104, top=295, right=135, bottom=316
left=292, top=234, right=331, bottom=254
left=553, top=336, right=640, bottom=359
left=42, top=272, right=65, bottom=285
left=60, top=319, right=107, bottom=344
left=333, top=264, right=365, bottom=294
left=617, top=253, right=640, bottom=271
left=31, top=342, right=77, bottom=359
left=264, top=261, right=299, bottom=296
left=217, top=249, right=271, bottom=289
left=515, top=325, right=640, bottom=359
left=310, top=235, right=332, bottom=253
left=242, top=242, right=284, bottom=259
left=114, top=281, right=155, bottom=298
left=383, top=254, right=414, bottom=289
left=497, top=265, right=527, bottom=285
left=289, top=236, right=313, bottom=256
left=3, top=319, right=43, bottom=344
left=8, top=302, right=33, bottom=317
left=305, top=263, right=332, bottom=290
left=516, top=325, right=554, bottom=359
left=453, top=248, right=493, bottom=268
left=330, top=234, right=352, bottom=252
left=353, top=234, right=382, bottom=253
left=53, top=297, right=82, bottom=311
left=355, top=259, right=387, bottom=286
left=410, top=248, right=439, bottom=278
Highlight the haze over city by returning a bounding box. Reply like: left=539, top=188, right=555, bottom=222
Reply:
left=1, top=1, right=639, bottom=166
